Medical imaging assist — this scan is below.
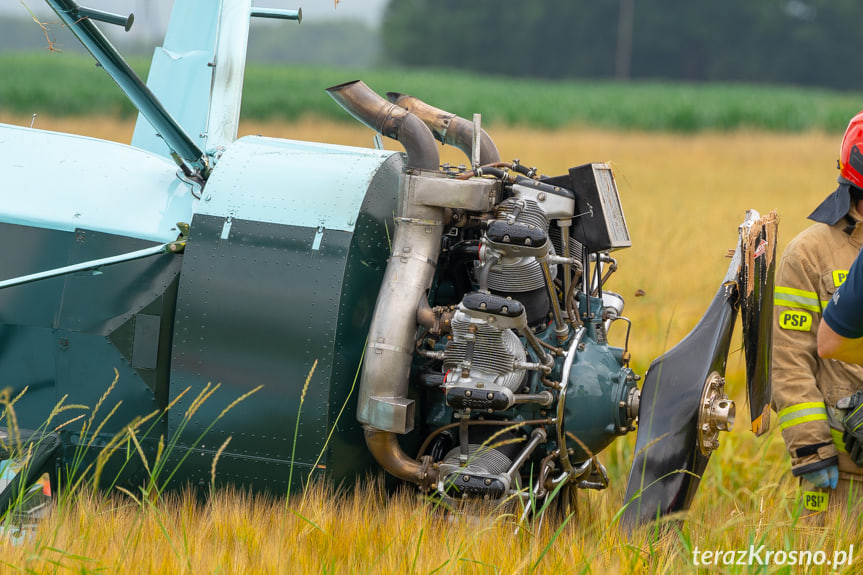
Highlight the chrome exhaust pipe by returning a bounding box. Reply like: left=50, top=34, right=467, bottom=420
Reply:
left=327, top=80, right=440, bottom=170
left=386, top=92, right=501, bottom=166
left=365, top=428, right=436, bottom=491
left=327, top=80, right=443, bottom=489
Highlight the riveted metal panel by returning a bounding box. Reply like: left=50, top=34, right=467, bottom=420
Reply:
left=167, top=153, right=400, bottom=491
left=169, top=215, right=348, bottom=488
left=55, top=331, right=161, bottom=435
left=0, top=325, right=58, bottom=423
left=200, top=136, right=399, bottom=232
left=0, top=223, right=69, bottom=327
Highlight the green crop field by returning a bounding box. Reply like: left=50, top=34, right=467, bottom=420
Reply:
left=2, top=50, right=863, bottom=132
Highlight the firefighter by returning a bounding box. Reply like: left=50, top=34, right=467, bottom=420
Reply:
left=772, top=110, right=863, bottom=517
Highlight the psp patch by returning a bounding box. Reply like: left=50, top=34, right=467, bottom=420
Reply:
left=834, top=269, right=849, bottom=287
left=779, top=310, right=812, bottom=331
left=803, top=490, right=828, bottom=512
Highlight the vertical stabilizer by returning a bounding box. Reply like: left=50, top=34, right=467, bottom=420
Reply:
left=131, top=0, right=236, bottom=157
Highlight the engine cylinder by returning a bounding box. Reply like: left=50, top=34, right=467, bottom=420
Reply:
left=443, top=309, right=526, bottom=392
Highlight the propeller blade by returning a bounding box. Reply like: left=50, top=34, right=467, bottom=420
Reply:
left=622, top=282, right=737, bottom=526
left=739, top=211, right=778, bottom=436
left=621, top=212, right=764, bottom=527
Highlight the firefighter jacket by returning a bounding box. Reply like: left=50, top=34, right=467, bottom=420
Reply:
left=772, top=211, right=863, bottom=476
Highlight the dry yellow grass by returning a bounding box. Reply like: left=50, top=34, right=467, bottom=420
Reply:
left=0, top=115, right=857, bottom=573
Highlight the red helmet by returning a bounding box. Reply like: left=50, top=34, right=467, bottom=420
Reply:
left=839, top=111, right=863, bottom=189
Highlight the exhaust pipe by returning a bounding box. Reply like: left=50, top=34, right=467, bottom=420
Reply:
left=327, top=80, right=443, bottom=489
left=365, top=429, right=436, bottom=491
left=387, top=92, right=501, bottom=166
left=327, top=80, right=440, bottom=170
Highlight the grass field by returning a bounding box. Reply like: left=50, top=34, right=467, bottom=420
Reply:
left=0, top=114, right=860, bottom=573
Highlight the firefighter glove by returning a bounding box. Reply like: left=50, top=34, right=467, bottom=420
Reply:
left=801, top=465, right=839, bottom=489
left=840, top=390, right=863, bottom=467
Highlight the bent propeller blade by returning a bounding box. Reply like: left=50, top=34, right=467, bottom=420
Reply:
left=740, top=211, right=779, bottom=436
left=621, top=213, right=765, bottom=527
left=621, top=277, right=738, bottom=526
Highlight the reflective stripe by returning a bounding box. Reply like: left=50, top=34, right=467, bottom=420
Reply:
left=778, top=402, right=828, bottom=430
left=778, top=401, right=826, bottom=418
left=848, top=402, right=863, bottom=432
left=831, top=428, right=847, bottom=453
left=775, top=286, right=818, bottom=299
left=774, top=286, right=823, bottom=312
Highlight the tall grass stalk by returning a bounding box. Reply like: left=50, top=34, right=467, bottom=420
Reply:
left=306, top=345, right=364, bottom=486
left=287, top=360, right=317, bottom=496
left=139, top=382, right=263, bottom=501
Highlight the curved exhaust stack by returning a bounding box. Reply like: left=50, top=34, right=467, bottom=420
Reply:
left=327, top=80, right=440, bottom=170
left=387, top=92, right=501, bottom=166
left=327, top=80, right=442, bottom=489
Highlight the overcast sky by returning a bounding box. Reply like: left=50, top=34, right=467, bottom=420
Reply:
left=7, top=0, right=387, bottom=34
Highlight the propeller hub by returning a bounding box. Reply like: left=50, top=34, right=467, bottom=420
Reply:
left=698, top=371, right=736, bottom=454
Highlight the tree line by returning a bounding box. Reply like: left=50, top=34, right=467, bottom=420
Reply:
left=381, top=0, right=863, bottom=91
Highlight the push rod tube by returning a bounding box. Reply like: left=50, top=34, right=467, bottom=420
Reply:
left=387, top=92, right=501, bottom=166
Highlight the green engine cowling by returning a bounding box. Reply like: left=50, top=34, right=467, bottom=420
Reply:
left=162, top=137, right=404, bottom=492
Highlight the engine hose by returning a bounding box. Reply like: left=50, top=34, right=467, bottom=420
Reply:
left=476, top=161, right=538, bottom=178
left=446, top=240, right=481, bottom=297
left=455, top=169, right=572, bottom=200
left=455, top=166, right=508, bottom=181
left=475, top=166, right=507, bottom=180
left=511, top=161, right=537, bottom=178
left=428, top=432, right=454, bottom=462
left=448, top=240, right=481, bottom=261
